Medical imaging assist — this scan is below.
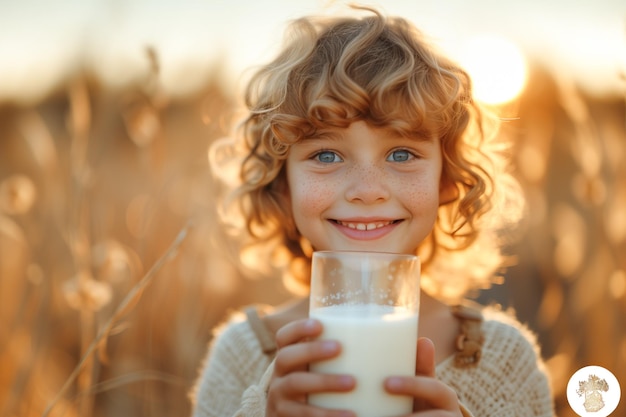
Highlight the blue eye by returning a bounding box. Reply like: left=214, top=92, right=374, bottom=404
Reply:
left=316, top=151, right=342, bottom=163
left=387, top=149, right=413, bottom=162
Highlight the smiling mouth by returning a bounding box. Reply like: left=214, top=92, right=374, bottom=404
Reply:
left=333, top=219, right=401, bottom=231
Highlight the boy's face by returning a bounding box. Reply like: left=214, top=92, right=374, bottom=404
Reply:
left=285, top=120, right=448, bottom=255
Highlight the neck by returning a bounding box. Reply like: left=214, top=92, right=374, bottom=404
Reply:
left=420, top=291, right=448, bottom=314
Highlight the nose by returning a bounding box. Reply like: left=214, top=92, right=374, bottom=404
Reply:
left=344, top=164, right=391, bottom=204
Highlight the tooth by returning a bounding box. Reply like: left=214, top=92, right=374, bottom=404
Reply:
left=337, top=220, right=394, bottom=230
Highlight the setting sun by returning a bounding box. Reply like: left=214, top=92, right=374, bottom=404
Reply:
left=458, top=35, right=528, bottom=106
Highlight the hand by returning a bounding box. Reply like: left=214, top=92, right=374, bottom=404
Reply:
left=385, top=338, right=463, bottom=416
left=266, top=318, right=356, bottom=417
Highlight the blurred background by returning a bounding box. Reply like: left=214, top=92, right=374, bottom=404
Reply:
left=0, top=0, right=624, bottom=416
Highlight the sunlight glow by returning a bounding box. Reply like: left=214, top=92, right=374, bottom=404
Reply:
left=458, top=35, right=528, bottom=106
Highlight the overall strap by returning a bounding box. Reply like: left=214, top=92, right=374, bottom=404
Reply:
left=451, top=303, right=484, bottom=368
left=245, top=307, right=277, bottom=355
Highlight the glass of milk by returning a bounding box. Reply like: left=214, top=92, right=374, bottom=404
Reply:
left=308, top=250, right=420, bottom=417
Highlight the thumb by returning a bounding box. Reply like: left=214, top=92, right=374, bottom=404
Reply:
left=415, top=337, right=436, bottom=377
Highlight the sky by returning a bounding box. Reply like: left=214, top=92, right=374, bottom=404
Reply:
left=0, top=0, right=625, bottom=104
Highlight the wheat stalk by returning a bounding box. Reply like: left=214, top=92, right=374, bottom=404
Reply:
left=42, top=221, right=192, bottom=417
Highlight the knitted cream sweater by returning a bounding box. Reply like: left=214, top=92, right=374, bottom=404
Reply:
left=191, top=306, right=555, bottom=417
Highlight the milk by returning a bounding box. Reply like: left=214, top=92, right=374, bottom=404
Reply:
left=309, top=304, right=418, bottom=417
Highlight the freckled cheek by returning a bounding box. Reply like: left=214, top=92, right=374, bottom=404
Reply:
left=392, top=176, right=440, bottom=211
left=289, top=178, right=337, bottom=217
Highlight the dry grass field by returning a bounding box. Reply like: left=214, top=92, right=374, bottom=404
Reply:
left=0, top=61, right=624, bottom=417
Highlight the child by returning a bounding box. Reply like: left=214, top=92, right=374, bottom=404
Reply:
left=192, top=5, right=554, bottom=417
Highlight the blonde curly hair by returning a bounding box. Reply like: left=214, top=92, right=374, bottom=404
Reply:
left=210, top=6, right=525, bottom=302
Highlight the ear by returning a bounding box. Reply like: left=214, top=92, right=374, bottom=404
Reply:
left=439, top=177, right=459, bottom=206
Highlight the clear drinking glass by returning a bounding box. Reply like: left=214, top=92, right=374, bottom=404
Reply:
left=308, top=250, right=421, bottom=417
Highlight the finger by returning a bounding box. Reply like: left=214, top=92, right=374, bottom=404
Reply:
left=415, top=337, right=436, bottom=377
left=274, top=340, right=341, bottom=376
left=385, top=376, right=460, bottom=412
left=273, top=399, right=356, bottom=417
left=276, top=319, right=323, bottom=348
left=274, top=371, right=356, bottom=396
left=268, top=373, right=356, bottom=417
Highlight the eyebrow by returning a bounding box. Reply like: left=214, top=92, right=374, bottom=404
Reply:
left=390, top=127, right=438, bottom=142
left=301, top=129, right=436, bottom=144
left=301, top=131, right=343, bottom=142
left=407, top=133, right=438, bottom=144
